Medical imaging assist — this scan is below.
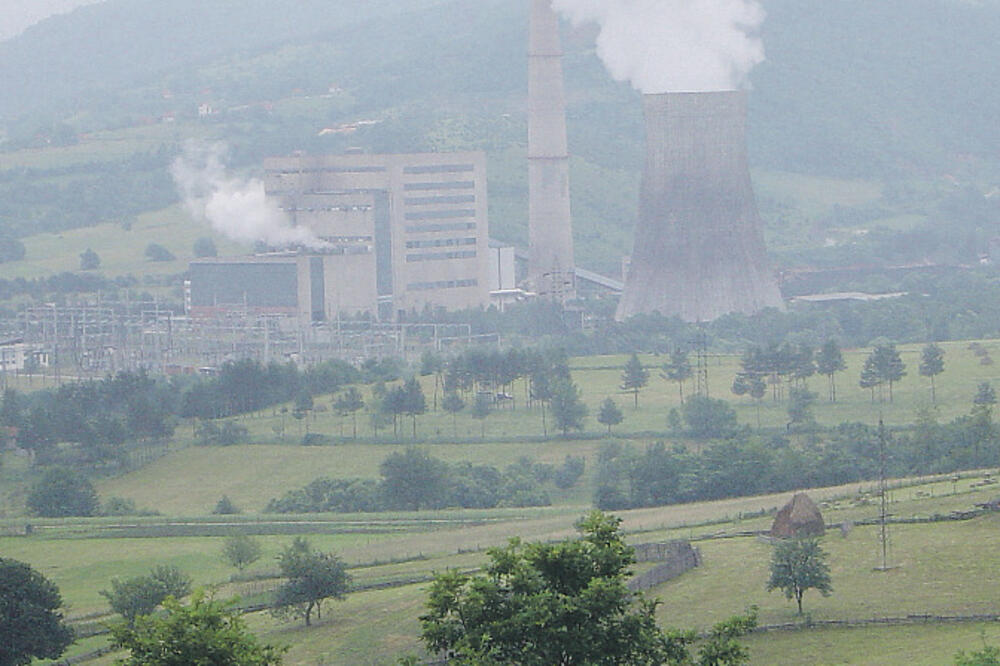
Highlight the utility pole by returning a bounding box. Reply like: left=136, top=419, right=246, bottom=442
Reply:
left=875, top=417, right=893, bottom=571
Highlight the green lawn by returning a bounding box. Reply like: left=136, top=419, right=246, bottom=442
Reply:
left=0, top=204, right=250, bottom=281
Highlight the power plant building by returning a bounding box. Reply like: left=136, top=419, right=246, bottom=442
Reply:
left=188, top=151, right=492, bottom=322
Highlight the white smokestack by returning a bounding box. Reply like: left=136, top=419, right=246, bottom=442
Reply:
left=551, top=0, right=765, bottom=93
left=171, top=141, right=327, bottom=249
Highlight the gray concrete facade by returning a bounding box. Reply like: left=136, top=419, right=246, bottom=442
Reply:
left=527, top=0, right=576, bottom=302
left=616, top=92, right=783, bottom=322
left=263, top=151, right=491, bottom=320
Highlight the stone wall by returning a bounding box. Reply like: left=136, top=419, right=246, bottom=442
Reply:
left=628, top=540, right=701, bottom=591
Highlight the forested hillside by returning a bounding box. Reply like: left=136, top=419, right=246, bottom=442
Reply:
left=1, top=0, right=998, bottom=276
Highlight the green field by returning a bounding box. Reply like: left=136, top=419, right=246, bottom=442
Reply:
left=0, top=204, right=250, bottom=281
left=8, top=471, right=1000, bottom=665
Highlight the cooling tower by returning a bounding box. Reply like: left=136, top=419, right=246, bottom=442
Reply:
left=615, top=91, right=783, bottom=322
left=527, top=0, right=576, bottom=301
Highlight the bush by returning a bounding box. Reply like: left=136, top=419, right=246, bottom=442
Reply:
left=192, top=237, right=217, bottom=258
left=301, top=433, right=331, bottom=446
left=144, top=243, right=175, bottom=262
left=553, top=455, right=586, bottom=489
left=26, top=467, right=100, bottom=517
left=213, top=495, right=241, bottom=515
left=79, top=248, right=100, bottom=270
left=102, top=497, right=137, bottom=516
left=195, top=420, right=248, bottom=446
left=682, top=395, right=739, bottom=439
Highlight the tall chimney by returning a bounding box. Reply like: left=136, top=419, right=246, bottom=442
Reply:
left=615, top=91, right=783, bottom=322
left=527, top=0, right=575, bottom=302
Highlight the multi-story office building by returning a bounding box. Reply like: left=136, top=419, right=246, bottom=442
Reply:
left=263, top=151, right=491, bottom=320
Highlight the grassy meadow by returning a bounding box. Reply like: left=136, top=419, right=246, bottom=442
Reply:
left=7, top=471, right=1000, bottom=665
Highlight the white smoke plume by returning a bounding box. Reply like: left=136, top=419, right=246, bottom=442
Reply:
left=551, top=0, right=766, bottom=93
left=171, top=141, right=327, bottom=249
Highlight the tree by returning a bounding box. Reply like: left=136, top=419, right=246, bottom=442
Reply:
left=420, top=511, right=755, bottom=665
left=766, top=538, right=833, bottom=614
left=332, top=387, right=364, bottom=438
left=144, top=243, right=176, bottom=262
left=682, top=395, right=738, bottom=439
left=550, top=378, right=587, bottom=436
left=26, top=467, right=100, bottom=517
left=974, top=382, right=997, bottom=406
left=815, top=339, right=847, bottom=402
left=597, top=397, right=624, bottom=434
left=222, top=534, right=262, bottom=572
left=379, top=448, right=448, bottom=510
left=661, top=348, right=693, bottom=404
left=471, top=392, right=491, bottom=439
left=111, top=592, right=284, bottom=666
left=621, top=353, right=649, bottom=408
left=101, top=566, right=192, bottom=626
left=919, top=343, right=945, bottom=403
left=0, top=558, right=74, bottom=666
left=441, top=392, right=465, bottom=437
left=192, top=236, right=218, bottom=258
left=865, top=344, right=906, bottom=403
left=213, top=495, right=241, bottom=515
left=401, top=377, right=427, bottom=438
left=79, top=247, right=100, bottom=270
left=272, top=538, right=350, bottom=627
left=787, top=387, right=818, bottom=431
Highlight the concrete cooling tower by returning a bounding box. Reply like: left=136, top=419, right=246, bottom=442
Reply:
left=615, top=91, right=783, bottom=322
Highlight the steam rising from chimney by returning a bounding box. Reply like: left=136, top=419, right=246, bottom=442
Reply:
left=551, top=0, right=765, bottom=93
left=171, top=141, right=327, bottom=249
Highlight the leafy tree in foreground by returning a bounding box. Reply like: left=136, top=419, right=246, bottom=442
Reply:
left=597, top=397, right=624, bottom=434
left=101, top=566, right=192, bottom=626
left=272, top=538, right=350, bottom=627
left=766, top=538, right=832, bottom=614
left=0, top=558, right=74, bottom=666
left=26, top=467, right=100, bottom=517
left=919, top=343, right=945, bottom=403
left=419, top=511, right=756, bottom=665
left=111, top=592, right=284, bottom=666
left=222, top=534, right=262, bottom=572
left=621, top=353, right=649, bottom=409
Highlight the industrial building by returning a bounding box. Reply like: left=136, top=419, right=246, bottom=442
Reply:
left=188, top=151, right=493, bottom=322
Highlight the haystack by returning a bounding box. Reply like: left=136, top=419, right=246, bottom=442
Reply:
left=770, top=493, right=825, bottom=538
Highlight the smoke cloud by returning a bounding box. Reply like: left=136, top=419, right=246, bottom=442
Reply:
left=171, top=141, right=327, bottom=249
left=551, top=0, right=766, bottom=93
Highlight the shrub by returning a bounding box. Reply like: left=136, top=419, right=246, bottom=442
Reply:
left=144, top=243, right=175, bottom=262
left=26, top=467, right=100, bottom=517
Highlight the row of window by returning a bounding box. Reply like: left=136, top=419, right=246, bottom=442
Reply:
left=405, top=237, right=476, bottom=249
left=404, top=209, right=476, bottom=221
left=405, top=222, right=477, bottom=234
left=403, top=181, right=475, bottom=191
left=407, top=279, right=478, bottom=291
left=405, top=250, right=477, bottom=262
left=404, top=195, right=476, bottom=206
left=403, top=164, right=475, bottom=174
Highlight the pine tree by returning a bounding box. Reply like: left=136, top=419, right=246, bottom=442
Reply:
left=621, top=353, right=649, bottom=409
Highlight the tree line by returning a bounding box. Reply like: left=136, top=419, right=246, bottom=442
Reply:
left=265, top=448, right=585, bottom=513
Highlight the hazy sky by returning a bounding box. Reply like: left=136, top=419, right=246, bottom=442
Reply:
left=0, top=0, right=105, bottom=42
